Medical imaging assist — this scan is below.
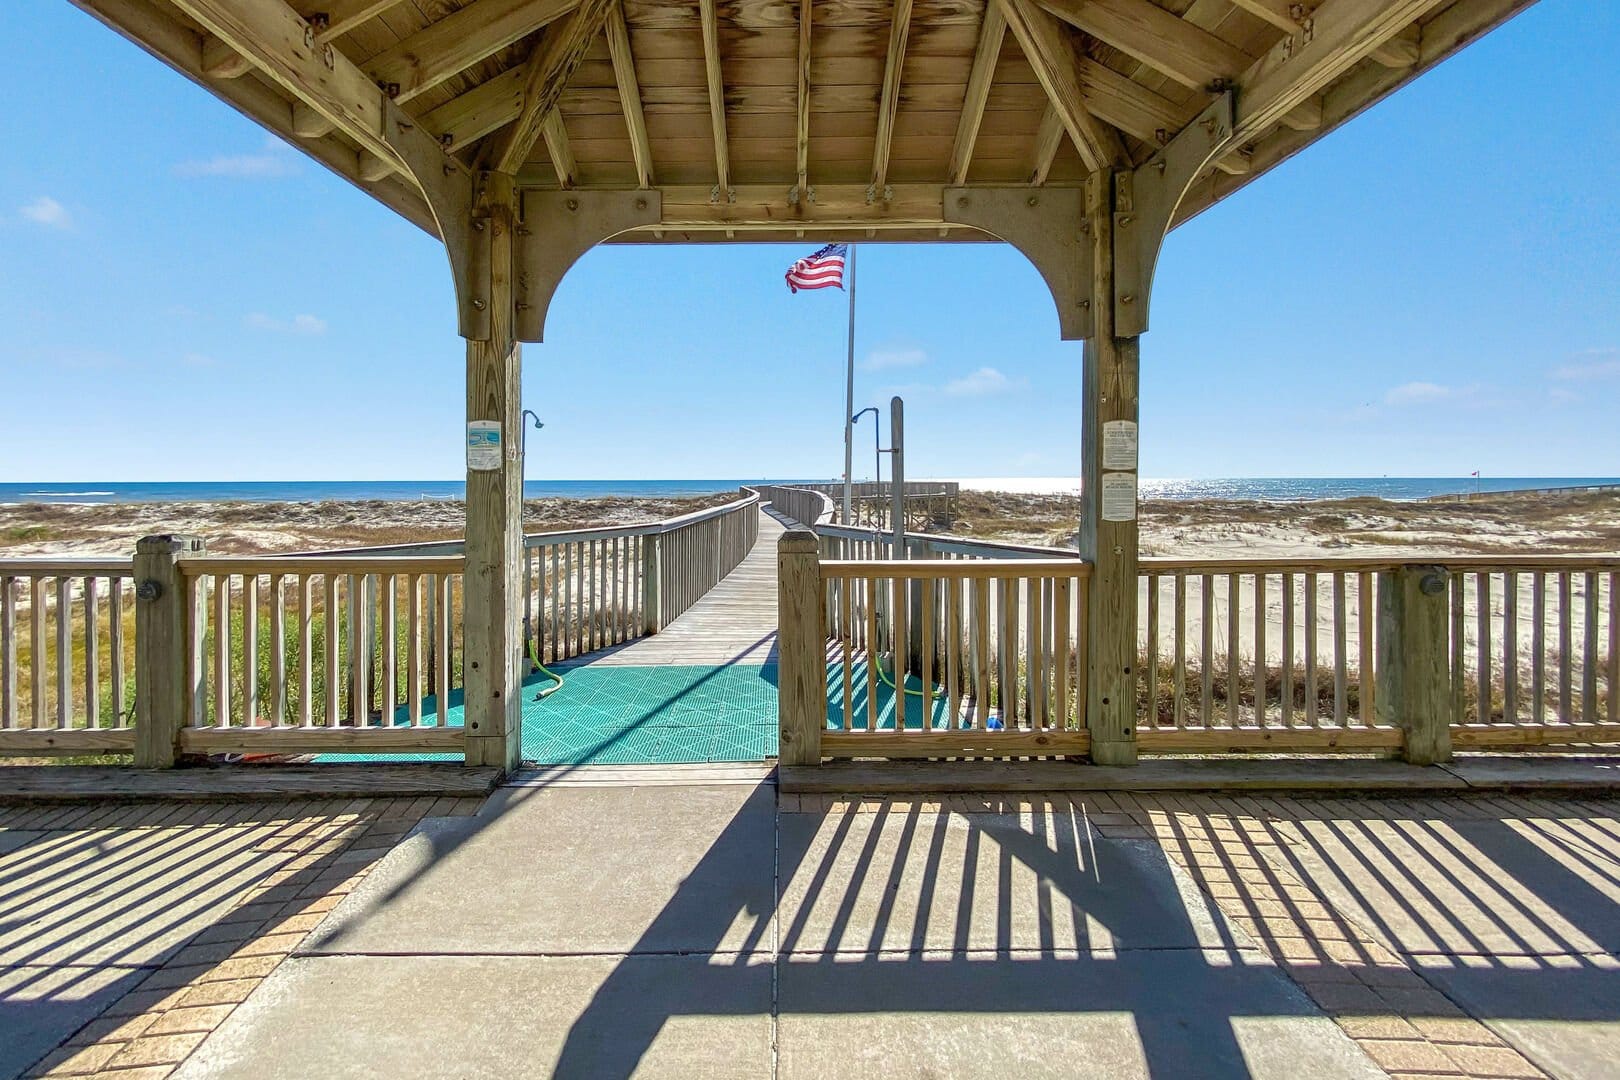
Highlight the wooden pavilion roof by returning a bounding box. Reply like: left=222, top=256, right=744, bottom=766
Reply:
left=76, top=0, right=1532, bottom=244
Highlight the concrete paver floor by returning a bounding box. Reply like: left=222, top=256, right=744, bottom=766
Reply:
left=9, top=786, right=1620, bottom=1078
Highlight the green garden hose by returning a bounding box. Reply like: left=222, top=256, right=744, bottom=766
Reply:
left=526, top=634, right=566, bottom=701
left=874, top=651, right=928, bottom=698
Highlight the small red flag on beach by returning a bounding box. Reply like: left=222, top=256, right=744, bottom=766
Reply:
left=785, top=243, right=848, bottom=292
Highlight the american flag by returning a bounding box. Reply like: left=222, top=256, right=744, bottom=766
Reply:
left=785, top=243, right=848, bottom=293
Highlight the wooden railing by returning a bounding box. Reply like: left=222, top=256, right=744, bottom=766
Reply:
left=0, top=560, right=138, bottom=754
left=171, top=555, right=467, bottom=756
left=0, top=489, right=764, bottom=766
left=760, top=485, right=835, bottom=528
left=780, top=526, right=1620, bottom=764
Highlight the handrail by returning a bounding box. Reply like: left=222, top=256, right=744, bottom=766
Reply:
left=820, top=558, right=1090, bottom=579
left=0, top=558, right=136, bottom=575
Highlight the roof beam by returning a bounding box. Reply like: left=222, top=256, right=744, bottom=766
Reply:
left=1078, top=56, right=1183, bottom=141
left=795, top=0, right=811, bottom=193
left=293, top=0, right=407, bottom=42
left=1036, top=0, right=1249, bottom=89
left=422, top=67, right=526, bottom=154
left=291, top=99, right=333, bottom=137
left=1225, top=0, right=1310, bottom=33
left=871, top=0, right=913, bottom=190
left=1028, top=105, right=1065, bottom=185
left=1369, top=23, right=1421, bottom=67
left=1230, top=0, right=1446, bottom=145
left=365, top=0, right=581, bottom=104
left=541, top=110, right=577, bottom=187
left=168, top=0, right=418, bottom=172
left=996, top=0, right=1127, bottom=173
left=947, top=1, right=1005, bottom=185
left=698, top=0, right=731, bottom=192
left=202, top=33, right=253, bottom=77
left=491, top=0, right=614, bottom=174
left=606, top=1, right=654, bottom=187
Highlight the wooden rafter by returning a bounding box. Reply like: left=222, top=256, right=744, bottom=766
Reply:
left=366, top=0, right=582, bottom=104
left=605, top=1, right=654, bottom=187
left=1028, top=105, right=1065, bottom=185
left=542, top=110, right=577, bottom=188
left=292, top=0, right=407, bottom=42
left=1079, top=56, right=1183, bottom=142
left=1036, top=0, right=1249, bottom=90
left=201, top=34, right=253, bottom=78
left=698, top=0, right=730, bottom=192
left=796, top=0, right=811, bottom=193
left=1369, top=23, right=1421, bottom=67
left=871, top=0, right=913, bottom=190
left=948, top=2, right=1006, bottom=186
left=491, top=0, right=614, bottom=174
left=1225, top=0, right=1310, bottom=33
left=1230, top=0, right=1446, bottom=145
left=422, top=68, right=526, bottom=155
left=168, top=0, right=418, bottom=172
left=996, top=0, right=1126, bottom=174
left=290, top=100, right=332, bottom=138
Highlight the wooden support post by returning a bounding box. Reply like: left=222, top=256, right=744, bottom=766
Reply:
left=778, top=529, right=825, bottom=766
left=1376, top=565, right=1453, bottom=764
left=462, top=173, right=524, bottom=771
left=133, top=535, right=205, bottom=768
left=642, top=533, right=662, bottom=634
left=1080, top=170, right=1139, bottom=766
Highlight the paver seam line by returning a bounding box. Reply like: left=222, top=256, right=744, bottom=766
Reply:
left=771, top=792, right=782, bottom=1080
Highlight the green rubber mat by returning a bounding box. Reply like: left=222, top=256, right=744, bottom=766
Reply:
left=317, top=663, right=779, bottom=766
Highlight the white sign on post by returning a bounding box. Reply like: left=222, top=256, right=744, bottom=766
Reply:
left=1100, top=472, right=1137, bottom=522
left=466, top=421, right=503, bottom=471
left=1101, top=420, right=1138, bottom=470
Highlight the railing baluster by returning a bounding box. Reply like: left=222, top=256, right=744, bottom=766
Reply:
left=1477, top=572, right=1492, bottom=723
left=1280, top=572, right=1294, bottom=728
left=1558, top=572, right=1573, bottom=722
left=892, top=575, right=907, bottom=731
left=324, top=573, right=340, bottom=728
left=921, top=574, right=936, bottom=729
left=840, top=579, right=853, bottom=731
left=299, top=575, right=315, bottom=727
left=1503, top=570, right=1519, bottom=723
left=30, top=578, right=46, bottom=728
left=1303, top=572, right=1317, bottom=728
left=1054, top=575, right=1071, bottom=730
left=1610, top=571, right=1619, bottom=726
left=1253, top=572, right=1265, bottom=727
left=110, top=577, right=126, bottom=726
left=549, top=545, right=560, bottom=663
left=1145, top=573, right=1158, bottom=729
left=270, top=574, right=286, bottom=726
left=866, top=576, right=880, bottom=731
left=1583, top=571, right=1599, bottom=723
left=1225, top=572, right=1239, bottom=728
left=213, top=573, right=231, bottom=727
left=973, top=577, right=990, bottom=728
left=1200, top=573, right=1214, bottom=727
left=1172, top=574, right=1186, bottom=728
left=1357, top=570, right=1374, bottom=725
left=436, top=573, right=452, bottom=727
left=0, top=577, right=14, bottom=729
left=1450, top=571, right=1465, bottom=724
left=1332, top=572, right=1347, bottom=727
left=408, top=573, right=424, bottom=727
left=382, top=573, right=397, bottom=727
left=243, top=573, right=258, bottom=727
left=55, top=577, right=72, bottom=729
left=84, top=577, right=99, bottom=730
left=1532, top=572, right=1546, bottom=724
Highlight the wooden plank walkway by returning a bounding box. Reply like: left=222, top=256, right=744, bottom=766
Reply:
left=558, top=508, right=784, bottom=667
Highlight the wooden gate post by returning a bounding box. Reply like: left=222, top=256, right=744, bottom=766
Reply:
left=778, top=530, right=825, bottom=767
left=134, top=534, right=204, bottom=768
left=1377, top=565, right=1453, bottom=764
left=1080, top=170, right=1141, bottom=766
left=462, top=172, right=524, bottom=771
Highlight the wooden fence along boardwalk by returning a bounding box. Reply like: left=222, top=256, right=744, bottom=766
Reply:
left=557, top=510, right=784, bottom=668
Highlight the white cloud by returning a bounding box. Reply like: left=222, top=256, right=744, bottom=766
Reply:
left=20, top=196, right=70, bottom=228
left=180, top=352, right=217, bottom=367
left=864, top=347, right=927, bottom=371
left=945, top=367, right=1023, bottom=397
left=175, top=138, right=298, bottom=179
left=1551, top=349, right=1620, bottom=381
left=1383, top=381, right=1454, bottom=406
left=246, top=312, right=327, bottom=335
left=1549, top=387, right=1580, bottom=405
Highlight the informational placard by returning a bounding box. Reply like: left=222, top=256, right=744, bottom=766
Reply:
left=1100, top=471, right=1137, bottom=521
left=466, top=421, right=502, bottom=471
left=1101, top=420, right=1138, bottom=470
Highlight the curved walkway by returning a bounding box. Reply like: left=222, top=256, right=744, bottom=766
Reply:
left=560, top=508, right=785, bottom=668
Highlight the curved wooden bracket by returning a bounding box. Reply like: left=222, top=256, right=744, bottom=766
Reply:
left=1114, top=92, right=1233, bottom=337
left=942, top=186, right=1091, bottom=340
left=514, top=190, right=664, bottom=342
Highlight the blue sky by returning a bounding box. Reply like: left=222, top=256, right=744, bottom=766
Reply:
left=2, top=1, right=1615, bottom=482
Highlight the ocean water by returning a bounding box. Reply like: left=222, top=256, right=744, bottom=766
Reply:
left=0, top=477, right=1616, bottom=505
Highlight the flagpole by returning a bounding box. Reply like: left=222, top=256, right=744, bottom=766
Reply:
left=842, top=244, right=857, bottom=524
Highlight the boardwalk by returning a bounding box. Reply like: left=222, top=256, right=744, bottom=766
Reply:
left=561, top=508, right=784, bottom=668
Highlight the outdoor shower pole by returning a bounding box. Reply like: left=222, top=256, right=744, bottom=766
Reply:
left=889, top=395, right=904, bottom=557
